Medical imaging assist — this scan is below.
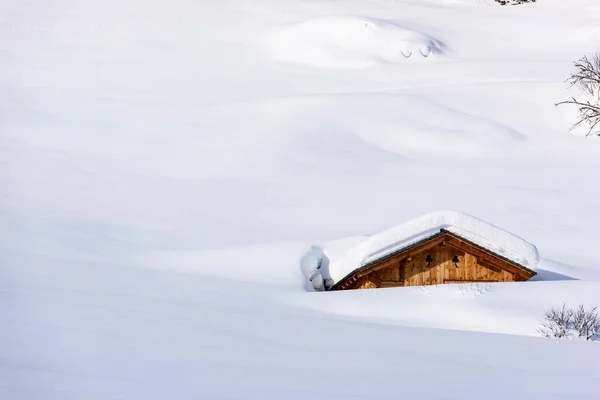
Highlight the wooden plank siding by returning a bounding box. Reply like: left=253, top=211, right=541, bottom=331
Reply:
left=331, top=231, right=536, bottom=291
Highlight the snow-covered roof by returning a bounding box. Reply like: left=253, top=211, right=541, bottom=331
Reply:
left=301, top=211, right=539, bottom=291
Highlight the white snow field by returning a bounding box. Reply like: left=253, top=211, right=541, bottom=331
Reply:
left=3, top=0, right=600, bottom=398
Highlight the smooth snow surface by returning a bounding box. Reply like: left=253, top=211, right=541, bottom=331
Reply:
left=264, top=16, right=443, bottom=68
left=321, top=210, right=539, bottom=285
left=4, top=0, right=600, bottom=398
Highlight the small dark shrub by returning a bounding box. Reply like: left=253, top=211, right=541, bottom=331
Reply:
left=496, top=0, right=536, bottom=5
left=537, top=303, right=600, bottom=340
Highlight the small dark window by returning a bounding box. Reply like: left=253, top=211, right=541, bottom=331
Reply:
left=452, top=255, right=460, bottom=268
left=425, top=255, right=433, bottom=268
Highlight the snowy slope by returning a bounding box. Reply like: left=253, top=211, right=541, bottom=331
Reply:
left=3, top=0, right=600, bottom=398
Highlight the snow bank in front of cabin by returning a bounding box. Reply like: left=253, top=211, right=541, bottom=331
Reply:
left=301, top=237, right=366, bottom=291
left=300, top=245, right=329, bottom=291
left=319, top=211, right=539, bottom=287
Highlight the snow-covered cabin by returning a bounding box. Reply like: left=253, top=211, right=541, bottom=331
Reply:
left=301, top=211, right=538, bottom=291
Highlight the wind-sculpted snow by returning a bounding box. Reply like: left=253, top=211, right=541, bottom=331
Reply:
left=319, top=95, right=527, bottom=158
left=264, top=16, right=444, bottom=68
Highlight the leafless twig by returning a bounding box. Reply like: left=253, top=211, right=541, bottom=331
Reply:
left=537, top=303, right=600, bottom=340
left=556, top=54, right=600, bottom=137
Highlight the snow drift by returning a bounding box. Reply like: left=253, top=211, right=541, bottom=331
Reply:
left=335, top=95, right=526, bottom=158
left=264, top=16, right=444, bottom=68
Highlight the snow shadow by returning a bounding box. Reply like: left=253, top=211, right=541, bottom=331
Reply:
left=529, top=258, right=582, bottom=281
left=530, top=269, right=576, bottom=282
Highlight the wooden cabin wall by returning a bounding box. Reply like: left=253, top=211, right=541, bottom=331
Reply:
left=349, top=246, right=518, bottom=289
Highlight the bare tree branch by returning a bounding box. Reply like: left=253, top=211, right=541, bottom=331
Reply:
left=556, top=54, right=600, bottom=137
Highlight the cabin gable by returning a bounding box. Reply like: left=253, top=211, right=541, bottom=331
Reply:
left=330, top=231, right=536, bottom=291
